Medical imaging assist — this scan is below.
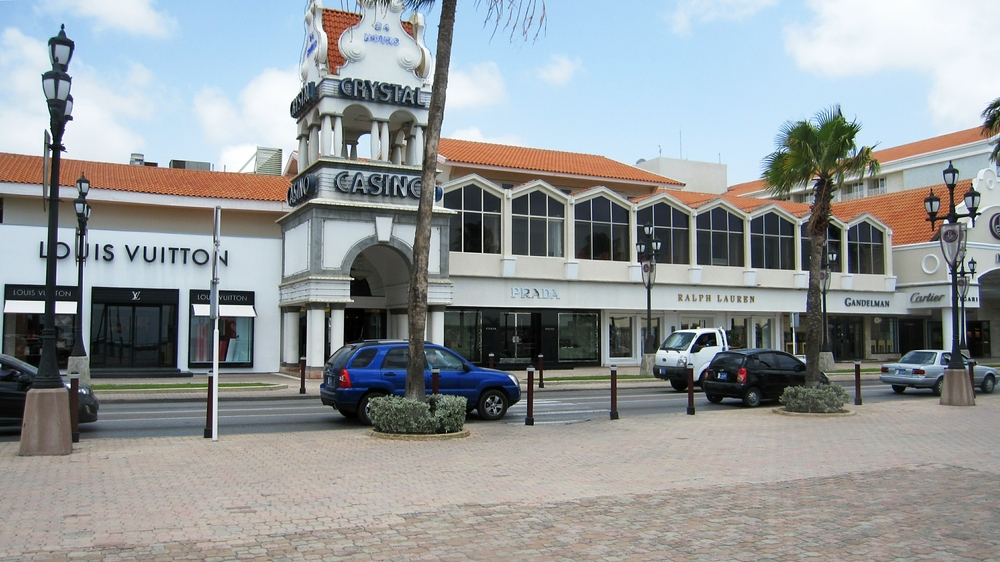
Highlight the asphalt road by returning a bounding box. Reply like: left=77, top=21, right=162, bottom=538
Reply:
left=0, top=380, right=952, bottom=441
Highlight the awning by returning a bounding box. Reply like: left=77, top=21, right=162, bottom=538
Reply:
left=3, top=301, right=77, bottom=314
left=191, top=304, right=257, bottom=318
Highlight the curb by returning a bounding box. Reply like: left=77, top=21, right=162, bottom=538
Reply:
left=369, top=429, right=471, bottom=441
left=772, top=407, right=856, bottom=417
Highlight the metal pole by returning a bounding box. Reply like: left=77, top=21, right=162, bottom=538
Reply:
left=204, top=371, right=213, bottom=439
left=70, top=220, right=87, bottom=357
left=821, top=283, right=830, bottom=352
left=947, top=263, right=963, bottom=370
left=35, top=110, right=66, bottom=389
left=299, top=356, right=307, bottom=394
left=537, top=354, right=544, bottom=388
left=525, top=367, right=534, bottom=426
left=646, top=284, right=652, bottom=354
left=610, top=364, right=619, bottom=420
left=854, top=360, right=862, bottom=406
left=69, top=373, right=79, bottom=443
left=686, top=365, right=695, bottom=415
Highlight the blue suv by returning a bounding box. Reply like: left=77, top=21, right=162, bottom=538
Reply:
left=320, top=340, right=521, bottom=425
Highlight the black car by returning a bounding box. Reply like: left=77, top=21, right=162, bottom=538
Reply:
left=702, top=349, right=828, bottom=407
left=0, top=353, right=100, bottom=425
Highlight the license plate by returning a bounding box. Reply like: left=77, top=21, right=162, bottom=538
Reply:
left=718, top=373, right=728, bottom=380
left=896, top=369, right=906, bottom=375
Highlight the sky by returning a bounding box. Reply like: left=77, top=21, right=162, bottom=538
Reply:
left=1, top=0, right=999, bottom=186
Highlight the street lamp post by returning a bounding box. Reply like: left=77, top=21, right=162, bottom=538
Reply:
left=923, top=161, right=981, bottom=374
left=820, top=244, right=838, bottom=354
left=69, top=174, right=90, bottom=359
left=20, top=25, right=76, bottom=456
left=636, top=223, right=662, bottom=354
left=957, top=257, right=976, bottom=352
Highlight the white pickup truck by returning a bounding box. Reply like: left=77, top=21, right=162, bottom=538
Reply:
left=653, top=327, right=729, bottom=391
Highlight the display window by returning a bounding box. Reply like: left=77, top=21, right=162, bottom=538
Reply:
left=2, top=284, right=79, bottom=368
left=188, top=290, right=256, bottom=368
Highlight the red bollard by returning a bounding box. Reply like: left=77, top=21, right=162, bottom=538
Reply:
left=432, top=369, right=440, bottom=394
left=70, top=373, right=80, bottom=443
left=686, top=366, right=695, bottom=415
left=299, top=356, right=307, bottom=394
left=525, top=367, right=534, bottom=426
left=489, top=353, right=495, bottom=369
left=204, top=371, right=214, bottom=439
left=854, top=361, right=862, bottom=406
left=537, top=354, right=545, bottom=388
left=969, top=360, right=976, bottom=396
left=610, top=364, right=619, bottom=420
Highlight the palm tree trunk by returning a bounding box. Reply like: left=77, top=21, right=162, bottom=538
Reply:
left=406, top=0, right=457, bottom=401
left=804, top=179, right=834, bottom=387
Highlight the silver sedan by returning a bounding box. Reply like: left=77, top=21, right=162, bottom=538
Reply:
left=879, top=350, right=997, bottom=395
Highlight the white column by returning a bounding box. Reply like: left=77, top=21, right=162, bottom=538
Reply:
left=309, top=125, right=320, bottom=165
left=370, top=121, right=380, bottom=161
left=380, top=121, right=390, bottom=162
left=405, top=128, right=416, bottom=166
left=412, top=125, right=424, bottom=165
left=333, top=115, right=344, bottom=158
left=941, top=307, right=954, bottom=349
left=320, top=115, right=332, bottom=157
left=348, top=141, right=358, bottom=161
left=297, top=134, right=309, bottom=170
left=428, top=307, right=445, bottom=345
left=282, top=309, right=300, bottom=366
left=394, top=311, right=409, bottom=339
left=307, top=305, right=326, bottom=368
left=329, top=305, right=345, bottom=355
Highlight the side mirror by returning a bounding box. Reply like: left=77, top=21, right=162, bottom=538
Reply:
left=691, top=345, right=702, bottom=353
left=794, top=363, right=805, bottom=373
left=16, top=373, right=33, bottom=385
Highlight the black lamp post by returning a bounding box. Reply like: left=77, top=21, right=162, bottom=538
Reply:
left=820, top=243, right=838, bottom=354
left=35, top=25, right=76, bottom=390
left=923, top=161, right=981, bottom=370
left=636, top=223, right=662, bottom=354
left=70, top=174, right=90, bottom=358
left=957, top=256, right=976, bottom=352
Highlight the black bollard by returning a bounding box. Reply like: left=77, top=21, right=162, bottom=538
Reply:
left=70, top=373, right=80, bottom=443
left=686, top=366, right=695, bottom=415
left=489, top=353, right=495, bottom=369
left=969, top=360, right=976, bottom=396
left=610, top=364, right=619, bottom=420
left=537, top=354, right=545, bottom=388
left=854, top=361, right=862, bottom=406
left=299, top=356, right=307, bottom=394
left=525, top=367, right=534, bottom=426
left=432, top=368, right=440, bottom=394
left=204, top=371, right=214, bottom=439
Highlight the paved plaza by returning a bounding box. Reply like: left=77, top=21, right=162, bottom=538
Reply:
left=2, top=392, right=999, bottom=560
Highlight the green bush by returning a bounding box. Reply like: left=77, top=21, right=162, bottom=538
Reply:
left=369, top=394, right=468, bottom=434
left=779, top=384, right=849, bottom=413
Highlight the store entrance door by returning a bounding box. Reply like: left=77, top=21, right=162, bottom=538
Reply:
left=898, top=319, right=924, bottom=354
left=91, top=303, right=177, bottom=368
left=503, top=312, right=536, bottom=363
left=830, top=316, right=864, bottom=360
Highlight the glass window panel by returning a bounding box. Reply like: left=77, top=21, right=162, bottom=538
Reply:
left=593, top=223, right=612, bottom=260
left=729, top=211, right=744, bottom=232
left=697, top=230, right=711, bottom=265
left=654, top=203, right=669, bottom=226
left=463, top=185, right=481, bottom=211
left=483, top=214, right=501, bottom=254
left=483, top=191, right=501, bottom=213
left=512, top=217, right=529, bottom=255
left=751, top=236, right=764, bottom=268
left=443, top=189, right=461, bottom=209
left=712, top=231, right=728, bottom=265
left=529, top=217, right=546, bottom=256
left=512, top=194, right=528, bottom=215
left=637, top=206, right=652, bottom=227
left=549, top=199, right=564, bottom=218
left=449, top=214, right=463, bottom=252
left=730, top=232, right=744, bottom=266
left=444, top=310, right=481, bottom=362
left=592, top=197, right=611, bottom=222
left=557, top=313, right=599, bottom=361
left=609, top=316, right=633, bottom=358
left=575, top=222, right=591, bottom=259
left=463, top=215, right=482, bottom=253
left=697, top=212, right=710, bottom=230
left=611, top=202, right=628, bottom=224
left=751, top=216, right=763, bottom=234
left=548, top=220, right=564, bottom=257
left=872, top=244, right=885, bottom=274
left=529, top=191, right=546, bottom=216
left=673, top=231, right=689, bottom=264
left=575, top=200, right=591, bottom=221
left=780, top=238, right=795, bottom=270
left=611, top=224, right=628, bottom=261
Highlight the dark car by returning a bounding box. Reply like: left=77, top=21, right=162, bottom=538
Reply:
left=320, top=340, right=521, bottom=425
left=702, top=349, right=828, bottom=407
left=0, top=353, right=100, bottom=426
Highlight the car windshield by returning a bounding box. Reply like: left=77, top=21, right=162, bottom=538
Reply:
left=897, top=351, right=936, bottom=365
left=710, top=352, right=745, bottom=372
left=660, top=332, right=695, bottom=351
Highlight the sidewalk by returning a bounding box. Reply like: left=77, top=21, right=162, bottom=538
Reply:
left=2, top=387, right=998, bottom=559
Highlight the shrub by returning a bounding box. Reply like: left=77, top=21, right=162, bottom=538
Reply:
left=779, top=384, right=849, bottom=413
left=369, top=394, right=468, bottom=434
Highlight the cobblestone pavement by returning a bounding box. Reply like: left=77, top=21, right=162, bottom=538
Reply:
left=3, top=396, right=999, bottom=560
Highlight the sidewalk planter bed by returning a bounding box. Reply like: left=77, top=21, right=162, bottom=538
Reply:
left=779, top=385, right=849, bottom=413
left=369, top=395, right=467, bottom=435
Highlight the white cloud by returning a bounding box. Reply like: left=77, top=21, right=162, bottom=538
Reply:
left=448, top=126, right=523, bottom=146
left=193, top=67, right=300, bottom=173
left=667, top=0, right=777, bottom=35
left=784, top=0, right=1000, bottom=130
left=534, top=54, right=583, bottom=86
left=445, top=62, right=507, bottom=110
left=39, top=0, right=176, bottom=38
left=0, top=27, right=147, bottom=162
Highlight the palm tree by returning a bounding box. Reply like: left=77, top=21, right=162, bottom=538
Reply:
left=762, top=106, right=879, bottom=386
left=981, top=97, right=1000, bottom=165
left=377, top=0, right=545, bottom=400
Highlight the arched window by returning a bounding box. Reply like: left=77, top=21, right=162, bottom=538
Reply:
left=444, top=185, right=501, bottom=254
left=512, top=190, right=564, bottom=257
left=574, top=196, right=629, bottom=261
left=636, top=203, right=689, bottom=264
left=750, top=212, right=794, bottom=270
left=800, top=224, right=842, bottom=272
left=696, top=207, right=744, bottom=267
left=847, top=221, right=885, bottom=274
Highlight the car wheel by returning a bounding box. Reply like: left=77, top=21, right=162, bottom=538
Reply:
left=742, top=387, right=762, bottom=408
left=706, top=393, right=723, bottom=404
left=981, top=375, right=995, bottom=394
left=891, top=385, right=906, bottom=394
left=670, top=380, right=687, bottom=392
left=932, top=378, right=944, bottom=397
left=357, top=392, right=384, bottom=426
left=478, top=389, right=509, bottom=421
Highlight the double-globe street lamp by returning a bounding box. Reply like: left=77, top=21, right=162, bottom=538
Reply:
left=820, top=243, right=838, bottom=354
left=957, top=256, right=977, bottom=351
left=923, top=161, right=981, bottom=372
left=70, top=174, right=90, bottom=359
left=636, top=223, right=662, bottom=354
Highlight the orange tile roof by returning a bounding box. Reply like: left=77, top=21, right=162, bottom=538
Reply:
left=873, top=127, right=988, bottom=164
left=829, top=183, right=961, bottom=246
left=727, top=179, right=766, bottom=196
left=438, top=138, right=683, bottom=186
left=0, top=152, right=289, bottom=202
left=323, top=9, right=413, bottom=76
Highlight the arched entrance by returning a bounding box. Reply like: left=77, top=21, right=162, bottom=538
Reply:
left=343, top=243, right=412, bottom=343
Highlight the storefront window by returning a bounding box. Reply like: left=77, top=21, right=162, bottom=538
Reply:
left=641, top=317, right=661, bottom=352
left=636, top=203, right=689, bottom=264
left=558, top=313, right=599, bottom=361
left=444, top=310, right=481, bottom=362
left=2, top=313, right=75, bottom=368
left=512, top=190, right=564, bottom=257
left=444, top=184, right=501, bottom=254
left=574, top=196, right=629, bottom=261
left=870, top=317, right=898, bottom=355
left=801, top=224, right=842, bottom=272
left=847, top=221, right=885, bottom=274
left=189, top=316, right=254, bottom=365
left=609, top=316, right=632, bottom=358
left=696, top=207, right=744, bottom=267
left=750, top=212, right=794, bottom=270
left=727, top=318, right=748, bottom=349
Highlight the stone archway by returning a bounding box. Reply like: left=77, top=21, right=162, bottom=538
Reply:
left=344, top=243, right=412, bottom=342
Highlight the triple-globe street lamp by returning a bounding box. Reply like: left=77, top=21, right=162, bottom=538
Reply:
left=819, top=243, right=838, bottom=354
left=957, top=256, right=977, bottom=351
left=636, top=223, right=662, bottom=354
left=70, top=174, right=91, bottom=358
left=923, top=161, right=981, bottom=370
